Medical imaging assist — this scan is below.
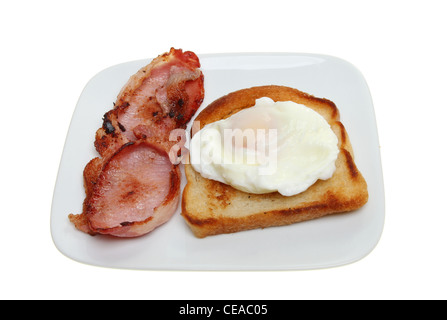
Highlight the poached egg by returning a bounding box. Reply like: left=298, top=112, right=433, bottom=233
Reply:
left=189, top=97, right=339, bottom=196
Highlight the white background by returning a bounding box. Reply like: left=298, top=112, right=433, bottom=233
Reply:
left=1, top=0, right=446, bottom=300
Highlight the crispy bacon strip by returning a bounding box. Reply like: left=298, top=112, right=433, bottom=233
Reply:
left=94, top=48, right=204, bottom=160
left=70, top=141, right=180, bottom=237
left=69, top=48, right=204, bottom=237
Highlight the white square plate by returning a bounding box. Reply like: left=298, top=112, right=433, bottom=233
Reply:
left=51, top=53, right=385, bottom=270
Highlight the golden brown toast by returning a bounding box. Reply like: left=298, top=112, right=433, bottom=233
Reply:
left=182, top=85, right=368, bottom=238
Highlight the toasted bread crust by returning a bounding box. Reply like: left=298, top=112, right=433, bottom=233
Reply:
left=194, top=85, right=340, bottom=129
left=182, top=85, right=368, bottom=238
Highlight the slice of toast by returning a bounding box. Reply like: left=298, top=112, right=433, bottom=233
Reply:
left=182, top=85, right=368, bottom=238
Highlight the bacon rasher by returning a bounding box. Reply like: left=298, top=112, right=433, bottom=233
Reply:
left=69, top=48, right=204, bottom=237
